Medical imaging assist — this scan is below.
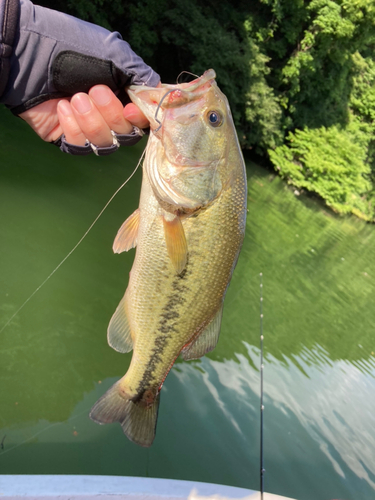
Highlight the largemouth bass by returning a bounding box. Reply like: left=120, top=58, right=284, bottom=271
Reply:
left=90, top=70, right=247, bottom=447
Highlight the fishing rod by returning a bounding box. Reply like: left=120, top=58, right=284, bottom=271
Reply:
left=260, top=272, right=265, bottom=500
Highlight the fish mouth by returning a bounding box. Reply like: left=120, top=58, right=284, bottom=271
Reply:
left=127, top=70, right=217, bottom=130
left=156, top=73, right=216, bottom=109
left=129, top=69, right=216, bottom=101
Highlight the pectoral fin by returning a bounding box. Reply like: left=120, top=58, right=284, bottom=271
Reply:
left=113, top=209, right=140, bottom=253
left=163, top=215, right=188, bottom=274
left=107, top=295, right=133, bottom=353
left=181, top=304, right=224, bottom=361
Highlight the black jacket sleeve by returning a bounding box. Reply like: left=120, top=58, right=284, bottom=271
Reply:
left=0, top=0, right=160, bottom=114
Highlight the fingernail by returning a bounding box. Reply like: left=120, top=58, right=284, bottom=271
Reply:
left=58, top=100, right=72, bottom=116
left=90, top=86, right=112, bottom=106
left=72, top=93, right=92, bottom=114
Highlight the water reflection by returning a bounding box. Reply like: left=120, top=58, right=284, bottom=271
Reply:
left=215, top=162, right=375, bottom=370
left=184, top=349, right=375, bottom=499
left=244, top=343, right=375, bottom=488
left=0, top=336, right=375, bottom=499
left=2, top=348, right=374, bottom=499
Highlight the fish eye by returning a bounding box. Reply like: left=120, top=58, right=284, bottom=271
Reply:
left=207, top=110, right=223, bottom=127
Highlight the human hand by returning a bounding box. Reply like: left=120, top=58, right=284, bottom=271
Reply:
left=2, top=0, right=161, bottom=154
left=20, top=85, right=150, bottom=148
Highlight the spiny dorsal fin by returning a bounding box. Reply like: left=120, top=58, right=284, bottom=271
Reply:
left=89, top=380, right=160, bottom=448
left=181, top=303, right=224, bottom=361
left=107, top=295, right=133, bottom=353
left=113, top=209, right=140, bottom=253
left=162, top=214, right=188, bottom=274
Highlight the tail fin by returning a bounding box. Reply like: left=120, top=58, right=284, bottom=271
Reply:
left=89, top=381, right=160, bottom=447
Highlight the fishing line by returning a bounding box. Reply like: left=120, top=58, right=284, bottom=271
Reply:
left=0, top=405, right=92, bottom=457
left=259, top=272, right=265, bottom=500
left=0, top=150, right=146, bottom=335
left=176, top=71, right=199, bottom=84
left=145, top=448, right=150, bottom=478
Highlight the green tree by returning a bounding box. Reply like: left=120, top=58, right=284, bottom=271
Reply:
left=35, top=0, right=375, bottom=219
left=269, top=126, right=373, bottom=219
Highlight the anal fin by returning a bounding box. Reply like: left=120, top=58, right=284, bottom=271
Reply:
left=107, top=295, right=133, bottom=353
left=181, top=304, right=224, bottom=361
left=113, top=208, right=140, bottom=253
left=163, top=214, right=188, bottom=274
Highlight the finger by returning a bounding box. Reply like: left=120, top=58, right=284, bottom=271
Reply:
left=89, top=85, right=133, bottom=134
left=70, top=93, right=113, bottom=147
left=57, top=100, right=87, bottom=146
left=123, top=103, right=149, bottom=129
left=20, top=99, right=64, bottom=142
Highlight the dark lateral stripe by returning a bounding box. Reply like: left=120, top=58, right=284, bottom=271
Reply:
left=135, top=271, right=189, bottom=396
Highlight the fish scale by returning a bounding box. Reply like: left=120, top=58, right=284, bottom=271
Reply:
left=90, top=70, right=247, bottom=447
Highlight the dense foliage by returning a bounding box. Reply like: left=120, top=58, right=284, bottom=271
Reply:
left=269, top=127, right=373, bottom=219
left=39, top=0, right=375, bottom=220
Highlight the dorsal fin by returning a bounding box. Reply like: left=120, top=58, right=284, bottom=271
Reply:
left=107, top=295, right=133, bottom=353
left=113, top=209, right=140, bottom=253
left=181, top=304, right=223, bottom=360
left=162, top=214, right=188, bottom=274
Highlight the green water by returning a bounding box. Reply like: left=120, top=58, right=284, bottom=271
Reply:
left=1, top=105, right=375, bottom=500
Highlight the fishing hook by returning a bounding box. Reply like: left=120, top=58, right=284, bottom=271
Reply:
left=154, top=72, right=200, bottom=133
left=154, top=89, right=177, bottom=133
